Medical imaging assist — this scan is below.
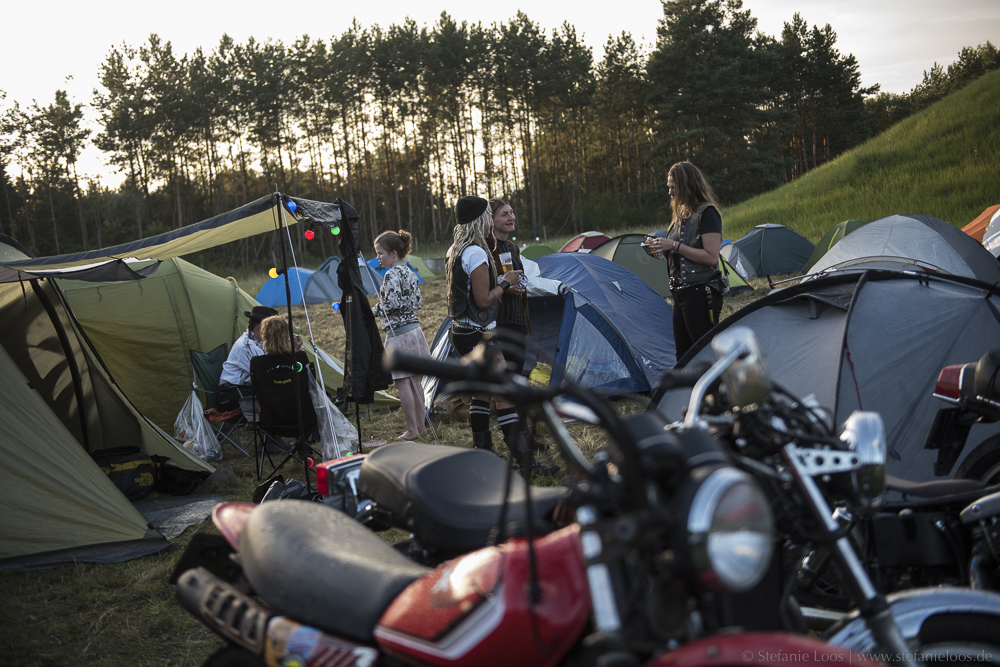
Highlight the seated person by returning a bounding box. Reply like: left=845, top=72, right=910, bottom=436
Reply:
left=255, top=314, right=316, bottom=433
left=217, top=305, right=301, bottom=412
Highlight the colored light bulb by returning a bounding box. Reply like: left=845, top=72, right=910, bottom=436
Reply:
left=268, top=267, right=279, bottom=279
left=287, top=200, right=297, bottom=211
left=332, top=302, right=341, bottom=311
left=305, top=229, right=315, bottom=240
left=332, top=226, right=341, bottom=235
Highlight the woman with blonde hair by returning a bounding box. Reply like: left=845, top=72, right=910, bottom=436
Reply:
left=646, top=161, right=725, bottom=361
left=374, top=229, right=431, bottom=440
left=445, top=196, right=537, bottom=468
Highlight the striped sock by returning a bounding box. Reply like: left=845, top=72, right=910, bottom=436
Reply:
left=496, top=407, right=520, bottom=431
left=470, top=399, right=491, bottom=433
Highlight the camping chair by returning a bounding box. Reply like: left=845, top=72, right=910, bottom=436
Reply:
left=249, top=352, right=321, bottom=481
left=189, top=344, right=249, bottom=457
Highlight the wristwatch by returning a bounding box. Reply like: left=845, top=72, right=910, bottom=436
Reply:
left=498, top=279, right=511, bottom=291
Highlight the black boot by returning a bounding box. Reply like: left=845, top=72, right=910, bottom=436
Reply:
left=472, top=430, right=494, bottom=452
left=501, top=422, right=558, bottom=478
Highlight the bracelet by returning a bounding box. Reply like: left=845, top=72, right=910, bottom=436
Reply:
left=498, top=279, right=511, bottom=291
left=674, top=240, right=680, bottom=251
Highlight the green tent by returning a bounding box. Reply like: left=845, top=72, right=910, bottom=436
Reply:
left=0, top=344, right=167, bottom=569
left=590, top=233, right=752, bottom=298
left=0, top=196, right=399, bottom=569
left=521, top=244, right=555, bottom=260
left=804, top=219, right=868, bottom=272
left=406, top=254, right=437, bottom=280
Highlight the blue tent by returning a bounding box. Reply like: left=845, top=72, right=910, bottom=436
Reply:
left=255, top=267, right=341, bottom=306
left=424, top=253, right=674, bottom=404
left=366, top=256, right=424, bottom=284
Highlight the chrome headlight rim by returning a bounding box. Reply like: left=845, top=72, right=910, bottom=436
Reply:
left=840, top=411, right=887, bottom=510
left=686, top=466, right=775, bottom=593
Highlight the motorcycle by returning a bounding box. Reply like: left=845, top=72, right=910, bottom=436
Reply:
left=678, top=328, right=1000, bottom=662
left=173, top=332, right=865, bottom=667
left=924, top=347, right=1000, bottom=484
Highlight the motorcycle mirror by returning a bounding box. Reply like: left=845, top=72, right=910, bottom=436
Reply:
left=710, top=327, right=772, bottom=408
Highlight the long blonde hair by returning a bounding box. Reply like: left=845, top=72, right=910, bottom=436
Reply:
left=669, top=161, right=720, bottom=225
left=449, top=209, right=495, bottom=264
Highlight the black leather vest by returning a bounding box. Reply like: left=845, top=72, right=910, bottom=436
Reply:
left=670, top=203, right=723, bottom=289
left=447, top=241, right=499, bottom=326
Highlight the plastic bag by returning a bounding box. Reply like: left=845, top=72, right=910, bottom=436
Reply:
left=174, top=391, right=222, bottom=462
left=309, top=374, right=359, bottom=459
left=529, top=361, right=553, bottom=388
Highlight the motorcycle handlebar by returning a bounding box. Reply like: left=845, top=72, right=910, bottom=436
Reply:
left=385, top=348, right=499, bottom=385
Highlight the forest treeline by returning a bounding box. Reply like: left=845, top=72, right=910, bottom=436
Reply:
left=0, top=0, right=997, bottom=264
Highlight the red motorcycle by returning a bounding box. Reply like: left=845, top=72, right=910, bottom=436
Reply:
left=174, top=342, right=872, bottom=667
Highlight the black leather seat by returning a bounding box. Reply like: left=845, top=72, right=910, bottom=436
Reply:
left=239, top=500, right=430, bottom=642
left=358, top=442, right=569, bottom=554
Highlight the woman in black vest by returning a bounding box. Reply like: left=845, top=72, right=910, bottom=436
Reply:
left=487, top=198, right=530, bottom=374
left=646, top=161, right=724, bottom=361
left=445, top=196, right=527, bottom=459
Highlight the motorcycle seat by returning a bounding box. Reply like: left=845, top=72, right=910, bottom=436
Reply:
left=358, top=442, right=570, bottom=554
left=886, top=473, right=985, bottom=499
left=239, top=499, right=431, bottom=643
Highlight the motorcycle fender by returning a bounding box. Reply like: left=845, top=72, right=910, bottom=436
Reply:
left=647, top=632, right=864, bottom=667
left=824, top=587, right=1000, bottom=654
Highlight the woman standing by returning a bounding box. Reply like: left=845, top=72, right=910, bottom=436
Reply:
left=646, top=161, right=725, bottom=361
left=374, top=230, right=431, bottom=440
left=487, top=198, right=530, bottom=374
left=445, top=196, right=529, bottom=461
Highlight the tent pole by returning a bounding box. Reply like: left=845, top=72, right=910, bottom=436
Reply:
left=30, top=279, right=91, bottom=452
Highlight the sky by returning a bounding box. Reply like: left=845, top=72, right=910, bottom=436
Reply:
left=3, top=0, right=998, bottom=185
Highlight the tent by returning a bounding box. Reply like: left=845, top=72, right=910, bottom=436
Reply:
left=962, top=204, right=1000, bottom=244
left=803, top=220, right=868, bottom=271
left=255, top=266, right=342, bottom=306
left=983, top=208, right=1000, bottom=258
left=406, top=254, right=436, bottom=280
left=320, top=254, right=382, bottom=295
left=719, top=243, right=758, bottom=280
left=560, top=232, right=611, bottom=253
left=653, top=270, right=1000, bottom=484
left=423, top=253, right=675, bottom=406
left=0, top=195, right=399, bottom=568
left=590, top=233, right=752, bottom=298
left=365, top=256, right=425, bottom=284
left=521, top=244, right=555, bottom=260
left=808, top=213, right=1000, bottom=284
left=731, top=224, right=815, bottom=276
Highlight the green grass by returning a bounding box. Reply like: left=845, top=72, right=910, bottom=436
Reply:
left=721, top=70, right=1000, bottom=242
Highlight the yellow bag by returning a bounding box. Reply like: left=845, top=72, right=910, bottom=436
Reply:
left=528, top=362, right=552, bottom=388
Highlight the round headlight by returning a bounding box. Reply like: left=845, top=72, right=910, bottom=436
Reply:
left=840, top=411, right=887, bottom=510
left=686, top=467, right=774, bottom=592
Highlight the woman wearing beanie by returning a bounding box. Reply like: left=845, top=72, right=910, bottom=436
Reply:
left=444, top=196, right=535, bottom=468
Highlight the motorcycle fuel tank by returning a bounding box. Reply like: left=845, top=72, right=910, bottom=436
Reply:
left=374, top=524, right=590, bottom=667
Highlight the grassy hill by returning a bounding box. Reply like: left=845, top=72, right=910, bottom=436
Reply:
left=720, top=69, right=1000, bottom=243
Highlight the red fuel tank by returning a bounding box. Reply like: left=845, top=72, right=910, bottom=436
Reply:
left=374, top=524, right=590, bottom=667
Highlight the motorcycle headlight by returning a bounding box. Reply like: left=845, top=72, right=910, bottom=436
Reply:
left=685, top=467, right=774, bottom=592
left=840, top=411, right=887, bottom=510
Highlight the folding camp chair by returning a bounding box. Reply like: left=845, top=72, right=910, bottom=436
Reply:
left=249, top=351, right=321, bottom=480
left=190, top=344, right=250, bottom=457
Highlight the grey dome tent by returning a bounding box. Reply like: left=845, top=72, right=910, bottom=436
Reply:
left=731, top=224, right=815, bottom=276
left=804, top=219, right=868, bottom=272
left=653, top=270, right=1000, bottom=484
left=320, top=254, right=382, bottom=295
left=591, top=233, right=752, bottom=297
left=809, top=214, right=1000, bottom=284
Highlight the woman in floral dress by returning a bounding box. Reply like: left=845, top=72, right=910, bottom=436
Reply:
left=374, top=230, right=431, bottom=440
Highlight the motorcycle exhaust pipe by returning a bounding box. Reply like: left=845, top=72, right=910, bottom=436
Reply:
left=176, top=567, right=378, bottom=667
